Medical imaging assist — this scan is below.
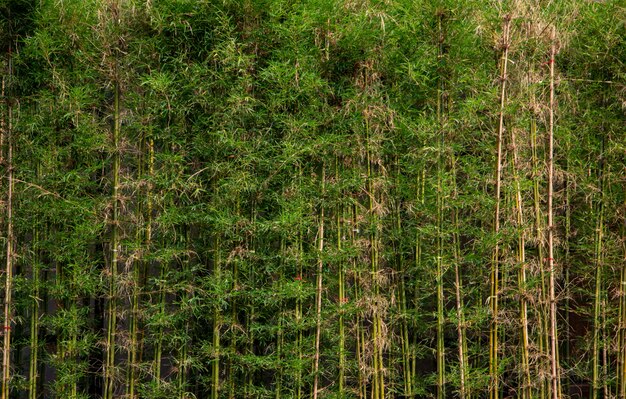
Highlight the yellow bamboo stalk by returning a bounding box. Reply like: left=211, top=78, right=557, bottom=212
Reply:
left=490, top=16, right=511, bottom=399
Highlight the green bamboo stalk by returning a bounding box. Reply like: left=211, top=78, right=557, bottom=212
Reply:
left=546, top=27, right=560, bottom=399
left=104, top=57, right=120, bottom=399
left=436, top=12, right=446, bottom=399
left=337, top=158, right=346, bottom=397
left=511, top=119, right=531, bottom=399
left=490, top=16, right=511, bottom=399
left=104, top=4, right=121, bottom=395
left=563, top=126, right=571, bottom=399
left=127, top=133, right=147, bottom=399
left=28, top=164, right=41, bottom=399
left=154, top=250, right=165, bottom=385
left=617, top=195, right=626, bottom=399
left=602, top=293, right=609, bottom=399
left=396, top=156, right=412, bottom=398
left=312, top=165, right=325, bottom=399
left=365, top=115, right=384, bottom=399
left=296, top=224, right=303, bottom=399
left=530, top=78, right=550, bottom=399
left=227, top=206, right=239, bottom=399
left=353, top=203, right=366, bottom=399
left=592, top=139, right=606, bottom=399
left=450, top=153, right=467, bottom=399
left=212, top=233, right=221, bottom=399
left=177, top=228, right=191, bottom=399
left=274, top=236, right=284, bottom=399
left=245, top=203, right=257, bottom=399
left=412, top=168, right=426, bottom=397
left=1, top=48, right=14, bottom=399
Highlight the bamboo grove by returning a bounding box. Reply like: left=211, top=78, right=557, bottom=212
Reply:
left=0, top=0, right=624, bottom=398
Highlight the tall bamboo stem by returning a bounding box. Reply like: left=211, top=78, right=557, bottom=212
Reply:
left=435, top=12, right=446, bottom=399
left=313, top=164, right=326, bottom=399
left=617, top=195, right=626, bottom=399
left=592, top=140, right=605, bottom=399
left=1, top=46, right=13, bottom=399
left=212, top=234, right=221, bottom=399
left=337, top=158, right=346, bottom=397
left=547, top=26, right=560, bottom=399
left=312, top=165, right=325, bottom=399
left=451, top=153, right=467, bottom=399
left=396, top=156, right=413, bottom=398
left=490, top=16, right=510, bottom=399
left=28, top=164, right=41, bottom=399
left=104, top=35, right=121, bottom=399
left=511, top=121, right=531, bottom=398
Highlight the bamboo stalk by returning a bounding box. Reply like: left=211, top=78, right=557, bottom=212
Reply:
left=353, top=202, right=366, bottom=399
left=436, top=12, right=446, bottom=399
left=274, top=236, right=284, bottom=399
left=490, top=16, right=511, bottom=399
left=312, top=165, right=325, bottom=399
left=1, top=46, right=13, bottom=399
left=296, top=224, right=303, bottom=399
left=530, top=76, right=550, bottom=399
left=365, top=115, right=384, bottom=399
left=245, top=203, right=257, bottom=399
left=511, top=121, right=531, bottom=398
left=337, top=158, right=346, bottom=397
left=127, top=132, right=147, bottom=399
left=547, top=26, right=560, bottom=399
left=592, top=140, right=606, bottom=399
left=563, top=115, right=571, bottom=399
left=396, top=156, right=412, bottom=398
left=412, top=167, right=426, bottom=397
left=451, top=153, right=467, bottom=399
left=104, top=33, right=121, bottom=399
left=227, top=205, right=239, bottom=399
left=213, top=233, right=221, bottom=399
left=177, top=228, right=191, bottom=399
left=617, top=195, right=626, bottom=399
left=28, top=164, right=41, bottom=399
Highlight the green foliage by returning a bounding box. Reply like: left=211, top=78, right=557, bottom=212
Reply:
left=0, top=1, right=624, bottom=398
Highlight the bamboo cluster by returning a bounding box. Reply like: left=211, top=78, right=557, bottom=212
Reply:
left=0, top=1, right=624, bottom=398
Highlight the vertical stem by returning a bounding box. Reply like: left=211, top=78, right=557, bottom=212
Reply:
left=530, top=76, right=549, bottom=399
left=490, top=16, right=510, bottom=399
left=212, top=237, right=221, bottom=399
left=127, top=134, right=146, bottom=399
left=412, top=168, right=425, bottom=397
left=312, top=165, right=325, bottom=399
left=28, top=165, right=41, bottom=399
left=451, top=154, right=467, bottom=399
left=337, top=158, right=346, bottom=397
left=274, top=236, right=284, bottom=399
left=617, top=196, right=626, bottom=399
left=547, top=26, right=560, bottom=399
left=1, top=46, right=13, bottom=399
left=296, top=223, right=303, bottom=399
left=436, top=12, right=446, bottom=399
left=245, top=203, right=256, bottom=399
left=104, top=33, right=121, bottom=399
left=592, top=142, right=605, bottom=399
left=154, top=254, right=165, bottom=385
left=353, top=203, right=366, bottom=399
left=511, top=116, right=531, bottom=399
left=178, top=229, right=190, bottom=399
left=228, top=209, right=239, bottom=399
left=366, top=116, right=383, bottom=399
left=397, top=157, right=412, bottom=398
left=563, top=103, right=571, bottom=399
